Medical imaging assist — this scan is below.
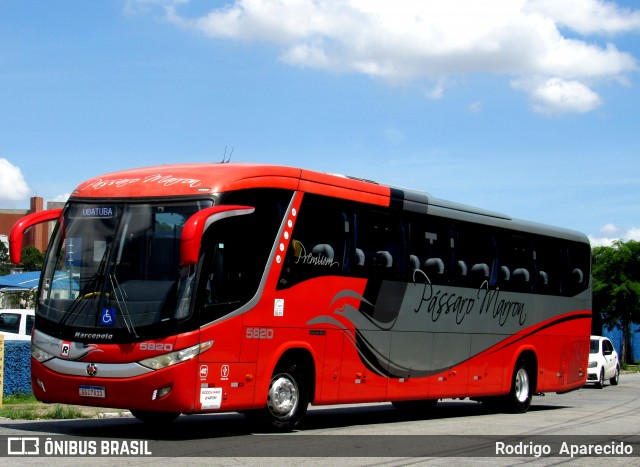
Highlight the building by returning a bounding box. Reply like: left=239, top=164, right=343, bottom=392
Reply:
left=0, top=196, right=64, bottom=258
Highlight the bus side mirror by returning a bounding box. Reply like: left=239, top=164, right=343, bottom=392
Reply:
left=9, top=208, right=63, bottom=264
left=180, top=205, right=255, bottom=266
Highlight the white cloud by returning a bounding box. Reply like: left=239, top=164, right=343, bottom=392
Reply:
left=157, top=0, right=640, bottom=114
left=513, top=77, right=604, bottom=114
left=51, top=193, right=70, bottom=203
left=424, top=80, right=446, bottom=100
left=526, top=0, right=640, bottom=35
left=589, top=224, right=640, bottom=247
left=467, top=101, right=483, bottom=113
left=0, top=159, right=30, bottom=202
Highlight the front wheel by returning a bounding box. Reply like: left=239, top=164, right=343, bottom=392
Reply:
left=505, top=360, right=533, bottom=413
left=249, top=360, right=309, bottom=432
left=595, top=368, right=605, bottom=389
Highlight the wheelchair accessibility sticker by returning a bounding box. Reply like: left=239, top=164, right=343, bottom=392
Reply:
left=100, top=307, right=116, bottom=327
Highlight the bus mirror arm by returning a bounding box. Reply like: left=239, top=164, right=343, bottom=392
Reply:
left=9, top=208, right=63, bottom=264
left=180, top=205, right=255, bottom=266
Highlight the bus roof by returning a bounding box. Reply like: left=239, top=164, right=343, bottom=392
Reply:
left=70, top=162, right=588, bottom=244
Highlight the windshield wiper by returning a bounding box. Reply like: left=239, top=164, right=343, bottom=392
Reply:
left=59, top=245, right=111, bottom=326
left=109, top=273, right=139, bottom=338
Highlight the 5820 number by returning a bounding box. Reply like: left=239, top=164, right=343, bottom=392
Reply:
left=245, top=328, right=274, bottom=339
left=139, top=342, right=173, bottom=351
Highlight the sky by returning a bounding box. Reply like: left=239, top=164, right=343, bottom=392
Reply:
left=1, top=0, right=639, bottom=247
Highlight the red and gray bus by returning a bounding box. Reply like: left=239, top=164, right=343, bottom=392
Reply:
left=10, top=163, right=591, bottom=430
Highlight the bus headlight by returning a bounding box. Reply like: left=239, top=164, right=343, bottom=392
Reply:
left=31, top=344, right=55, bottom=363
left=138, top=340, right=213, bottom=370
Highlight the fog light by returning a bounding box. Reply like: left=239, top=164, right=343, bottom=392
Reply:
left=36, top=378, right=46, bottom=393
left=152, top=385, right=172, bottom=400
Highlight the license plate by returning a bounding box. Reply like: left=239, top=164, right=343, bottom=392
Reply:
left=79, top=385, right=106, bottom=398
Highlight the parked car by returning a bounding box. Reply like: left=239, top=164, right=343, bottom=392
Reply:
left=587, top=335, right=620, bottom=388
left=0, top=309, right=34, bottom=341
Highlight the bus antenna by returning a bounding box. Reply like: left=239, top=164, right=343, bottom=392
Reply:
left=221, top=146, right=234, bottom=163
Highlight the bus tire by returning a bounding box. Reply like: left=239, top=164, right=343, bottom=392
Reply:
left=130, top=410, right=180, bottom=424
left=256, top=360, right=309, bottom=432
left=506, top=359, right=533, bottom=413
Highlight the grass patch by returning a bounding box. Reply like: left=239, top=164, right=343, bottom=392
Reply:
left=0, top=405, right=40, bottom=420
left=1, top=394, right=89, bottom=420
left=622, top=363, right=640, bottom=372
left=3, top=393, right=37, bottom=405
left=42, top=404, right=89, bottom=420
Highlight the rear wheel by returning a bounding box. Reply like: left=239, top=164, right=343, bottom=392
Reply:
left=595, top=368, right=605, bottom=389
left=130, top=410, right=180, bottom=424
left=505, top=359, right=533, bottom=413
left=609, top=366, right=620, bottom=386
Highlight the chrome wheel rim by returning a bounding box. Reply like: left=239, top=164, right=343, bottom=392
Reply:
left=514, top=368, right=530, bottom=403
left=267, top=374, right=299, bottom=419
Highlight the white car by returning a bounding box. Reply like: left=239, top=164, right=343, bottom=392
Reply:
left=587, top=335, right=620, bottom=388
left=0, top=309, right=35, bottom=341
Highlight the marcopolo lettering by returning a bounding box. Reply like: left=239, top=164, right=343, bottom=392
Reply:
left=74, top=332, right=114, bottom=340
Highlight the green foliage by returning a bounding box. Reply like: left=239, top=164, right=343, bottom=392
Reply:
left=0, top=405, right=39, bottom=420
left=2, top=393, right=37, bottom=404
left=20, top=245, right=44, bottom=271
left=42, top=405, right=87, bottom=420
left=0, top=397, right=88, bottom=420
left=5, top=289, right=37, bottom=309
left=0, top=241, right=9, bottom=276
left=592, top=240, right=640, bottom=364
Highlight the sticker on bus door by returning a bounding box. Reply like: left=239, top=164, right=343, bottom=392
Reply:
left=200, top=386, right=222, bottom=409
left=274, top=298, right=284, bottom=316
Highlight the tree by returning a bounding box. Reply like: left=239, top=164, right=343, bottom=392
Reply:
left=592, top=240, right=640, bottom=364
left=20, top=246, right=44, bottom=271
left=6, top=289, right=36, bottom=309
left=0, top=241, right=9, bottom=276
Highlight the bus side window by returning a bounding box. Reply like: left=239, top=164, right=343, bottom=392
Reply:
left=408, top=215, right=451, bottom=285
left=561, top=242, right=590, bottom=296
left=278, top=195, right=348, bottom=289
left=499, top=234, right=534, bottom=292
left=533, top=238, right=562, bottom=295
left=355, top=209, right=404, bottom=280
left=454, top=224, right=496, bottom=289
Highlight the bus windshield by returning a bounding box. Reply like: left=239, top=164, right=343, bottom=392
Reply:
left=37, top=200, right=213, bottom=341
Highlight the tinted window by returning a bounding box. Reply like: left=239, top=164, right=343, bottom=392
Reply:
left=408, top=215, right=452, bottom=285
left=278, top=194, right=348, bottom=289
left=454, top=224, right=496, bottom=289
left=198, top=189, right=292, bottom=322
left=0, top=313, right=21, bottom=333
left=498, top=234, right=535, bottom=292
left=354, top=208, right=405, bottom=280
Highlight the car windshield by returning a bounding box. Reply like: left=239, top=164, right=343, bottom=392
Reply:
left=590, top=338, right=599, bottom=354
left=37, top=199, right=212, bottom=341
